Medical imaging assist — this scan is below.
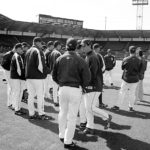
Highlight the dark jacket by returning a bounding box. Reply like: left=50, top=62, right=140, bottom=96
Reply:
left=45, top=49, right=52, bottom=68
left=104, top=54, right=116, bottom=71
left=52, top=51, right=91, bottom=88
left=10, top=53, right=25, bottom=80
left=1, top=51, right=14, bottom=71
left=50, top=49, right=61, bottom=74
left=85, top=51, right=103, bottom=92
left=25, top=45, right=50, bottom=79
left=122, top=55, right=142, bottom=83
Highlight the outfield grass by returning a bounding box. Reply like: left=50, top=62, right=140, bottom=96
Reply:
left=0, top=61, right=150, bottom=150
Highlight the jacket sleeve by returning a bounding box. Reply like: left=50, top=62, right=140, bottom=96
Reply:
left=121, top=58, right=127, bottom=70
left=88, top=56, right=98, bottom=82
left=52, top=59, right=59, bottom=84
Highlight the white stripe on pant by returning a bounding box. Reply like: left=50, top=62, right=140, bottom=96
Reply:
left=116, top=80, right=138, bottom=108
left=85, top=92, right=109, bottom=129
left=58, top=86, right=82, bottom=145
left=26, top=79, right=45, bottom=116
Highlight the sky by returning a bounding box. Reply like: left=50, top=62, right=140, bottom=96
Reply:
left=0, top=0, right=150, bottom=30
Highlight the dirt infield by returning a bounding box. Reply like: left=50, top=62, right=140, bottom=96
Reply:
left=0, top=61, right=150, bottom=150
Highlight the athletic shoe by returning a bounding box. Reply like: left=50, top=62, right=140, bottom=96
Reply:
left=99, top=103, right=108, bottom=108
left=29, top=114, right=37, bottom=120
left=111, top=106, right=119, bottom=111
left=59, top=138, right=64, bottom=143
left=111, top=83, right=114, bottom=86
left=79, top=122, right=87, bottom=128
left=129, top=107, right=135, bottom=112
left=54, top=103, right=59, bottom=107
left=64, top=142, right=76, bottom=149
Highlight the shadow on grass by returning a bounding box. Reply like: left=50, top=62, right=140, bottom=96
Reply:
left=136, top=103, right=150, bottom=107
left=104, top=107, right=150, bottom=119
left=144, top=93, right=150, bottom=97
left=75, top=129, right=150, bottom=150
left=94, top=116, right=131, bottom=130
left=44, top=105, right=59, bottom=113
left=140, top=100, right=150, bottom=104
left=96, top=130, right=150, bottom=150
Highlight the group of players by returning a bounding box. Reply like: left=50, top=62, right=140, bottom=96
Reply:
left=1, top=36, right=147, bottom=148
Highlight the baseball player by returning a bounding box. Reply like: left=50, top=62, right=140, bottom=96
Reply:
left=111, top=46, right=142, bottom=111
left=135, top=47, right=147, bottom=104
left=10, top=43, right=25, bottom=115
left=104, top=49, right=116, bottom=86
left=25, top=37, right=50, bottom=120
left=93, top=43, right=108, bottom=108
left=1, top=46, right=16, bottom=108
left=50, top=41, right=62, bottom=107
left=76, top=40, right=87, bottom=128
left=52, top=38, right=91, bottom=148
left=44, top=41, right=54, bottom=99
left=81, top=39, right=112, bottom=135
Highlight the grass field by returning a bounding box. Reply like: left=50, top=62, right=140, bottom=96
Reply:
left=0, top=60, right=150, bottom=150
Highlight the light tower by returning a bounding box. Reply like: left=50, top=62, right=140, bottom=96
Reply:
left=132, top=0, right=148, bottom=30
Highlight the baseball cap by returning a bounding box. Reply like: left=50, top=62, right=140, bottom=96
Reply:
left=47, top=41, right=53, bottom=47
left=66, top=38, right=77, bottom=51
left=14, top=43, right=22, bottom=49
left=33, top=37, right=43, bottom=43
left=54, top=41, right=61, bottom=48
left=22, top=42, right=30, bottom=48
left=80, top=39, right=91, bottom=46
left=107, top=49, right=111, bottom=53
left=129, top=46, right=136, bottom=54
left=93, top=43, right=100, bottom=49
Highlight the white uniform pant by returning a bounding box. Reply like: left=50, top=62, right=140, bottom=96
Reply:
left=135, top=80, right=143, bottom=102
left=58, top=86, right=82, bottom=144
left=85, top=92, right=109, bottom=129
left=11, top=79, right=24, bottom=111
left=44, top=74, right=53, bottom=98
left=4, top=70, right=13, bottom=107
left=26, top=79, right=45, bottom=116
left=79, top=94, right=87, bottom=124
left=52, top=79, right=59, bottom=103
left=116, top=80, right=138, bottom=108
left=104, top=70, right=113, bottom=85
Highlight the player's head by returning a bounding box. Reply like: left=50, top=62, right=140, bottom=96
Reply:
left=33, top=37, right=43, bottom=49
left=80, top=39, right=92, bottom=54
left=93, top=43, right=100, bottom=53
left=136, top=47, right=142, bottom=57
left=66, top=38, right=77, bottom=51
left=14, top=43, right=23, bottom=54
left=47, top=41, right=54, bottom=50
left=54, top=41, right=61, bottom=50
left=107, top=49, right=111, bottom=55
left=22, top=42, right=30, bottom=52
left=129, top=46, right=136, bottom=54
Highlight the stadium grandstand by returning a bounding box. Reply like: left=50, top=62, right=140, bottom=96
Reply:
left=0, top=13, right=150, bottom=59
